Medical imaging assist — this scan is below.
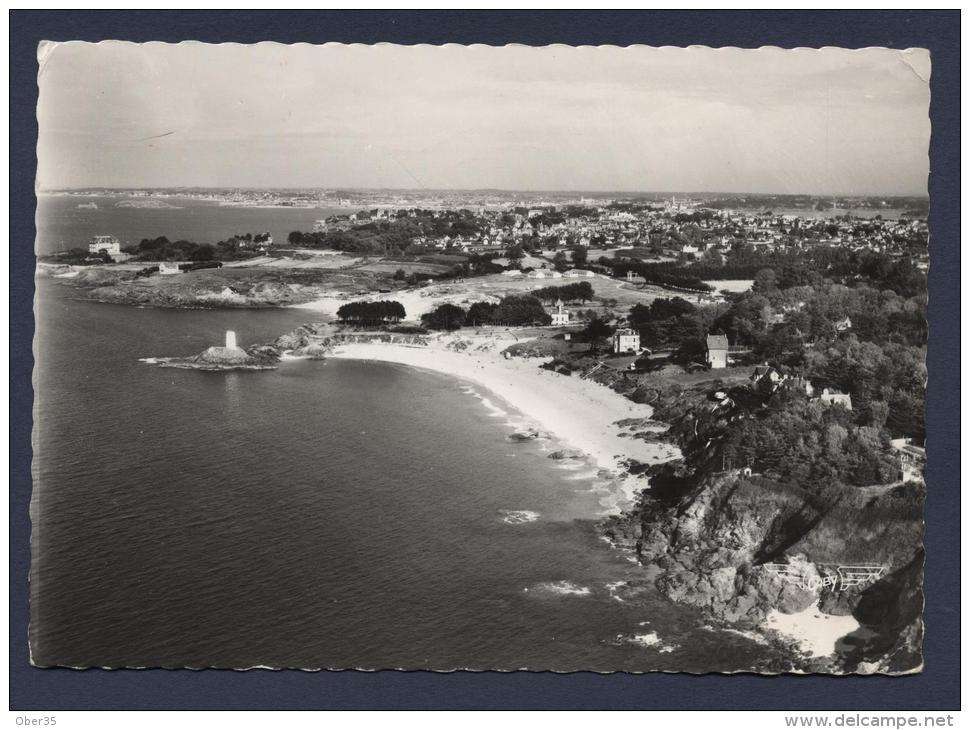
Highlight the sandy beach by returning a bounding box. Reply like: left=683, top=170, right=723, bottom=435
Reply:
left=327, top=331, right=680, bottom=511
left=764, top=606, right=861, bottom=659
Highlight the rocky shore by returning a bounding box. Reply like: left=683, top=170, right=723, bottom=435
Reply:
left=136, top=317, right=923, bottom=673
left=597, top=377, right=924, bottom=674
left=37, top=264, right=387, bottom=309
left=143, top=323, right=335, bottom=371
left=147, top=344, right=281, bottom=371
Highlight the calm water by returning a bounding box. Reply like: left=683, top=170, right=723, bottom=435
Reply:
left=30, top=215, right=783, bottom=671
left=36, top=194, right=350, bottom=254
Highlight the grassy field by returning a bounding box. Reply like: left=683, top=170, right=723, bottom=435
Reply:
left=637, top=364, right=753, bottom=387
left=447, top=273, right=699, bottom=310
left=355, top=261, right=455, bottom=276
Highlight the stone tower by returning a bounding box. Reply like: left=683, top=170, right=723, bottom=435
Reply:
left=225, top=330, right=237, bottom=350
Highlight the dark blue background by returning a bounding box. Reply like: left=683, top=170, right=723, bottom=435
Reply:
left=10, top=10, right=960, bottom=710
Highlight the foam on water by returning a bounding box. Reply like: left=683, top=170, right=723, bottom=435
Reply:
left=530, top=580, right=592, bottom=597
left=498, top=509, right=540, bottom=525
left=622, top=631, right=679, bottom=653
left=477, top=396, right=508, bottom=417
left=702, top=625, right=771, bottom=646
left=555, top=460, right=588, bottom=471
left=605, top=581, right=627, bottom=603
left=564, top=469, right=601, bottom=481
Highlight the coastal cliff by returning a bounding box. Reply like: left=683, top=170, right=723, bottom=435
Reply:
left=599, top=375, right=924, bottom=673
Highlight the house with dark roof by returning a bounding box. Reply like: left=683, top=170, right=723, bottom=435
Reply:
left=750, top=364, right=782, bottom=386
left=706, top=334, right=729, bottom=369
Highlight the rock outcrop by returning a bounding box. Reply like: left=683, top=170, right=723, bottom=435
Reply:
left=152, top=343, right=281, bottom=371
left=601, top=468, right=924, bottom=673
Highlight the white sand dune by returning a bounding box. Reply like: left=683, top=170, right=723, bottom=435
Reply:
left=327, top=332, right=680, bottom=510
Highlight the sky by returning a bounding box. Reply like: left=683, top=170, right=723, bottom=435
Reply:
left=36, top=42, right=931, bottom=195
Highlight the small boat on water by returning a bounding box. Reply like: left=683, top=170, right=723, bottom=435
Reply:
left=77, top=202, right=98, bottom=209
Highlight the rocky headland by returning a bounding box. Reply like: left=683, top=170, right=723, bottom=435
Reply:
left=38, top=264, right=390, bottom=309
left=597, top=376, right=924, bottom=674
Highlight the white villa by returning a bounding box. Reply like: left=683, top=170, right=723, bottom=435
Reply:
left=612, top=328, right=641, bottom=354
left=88, top=235, right=122, bottom=258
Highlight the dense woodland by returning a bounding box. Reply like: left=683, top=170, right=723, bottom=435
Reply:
left=632, top=247, right=927, bottom=498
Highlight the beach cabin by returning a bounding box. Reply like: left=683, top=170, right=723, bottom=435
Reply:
left=158, top=261, right=182, bottom=276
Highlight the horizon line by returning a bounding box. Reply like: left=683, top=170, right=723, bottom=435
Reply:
left=38, top=186, right=930, bottom=200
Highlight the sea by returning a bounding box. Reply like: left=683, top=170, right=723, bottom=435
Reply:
left=30, top=195, right=784, bottom=671
left=35, top=194, right=351, bottom=255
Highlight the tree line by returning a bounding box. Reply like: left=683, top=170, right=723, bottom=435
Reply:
left=336, top=300, right=406, bottom=326
left=530, top=281, right=594, bottom=303
left=421, top=295, right=552, bottom=330
left=122, top=235, right=266, bottom=262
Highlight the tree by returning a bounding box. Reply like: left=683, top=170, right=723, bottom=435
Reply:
left=467, top=301, right=499, bottom=326
left=584, top=316, right=612, bottom=341
left=705, top=249, right=726, bottom=267
left=674, top=337, right=707, bottom=365
left=491, top=295, right=552, bottom=326
left=571, top=246, right=588, bottom=268
left=421, top=303, right=467, bottom=331
left=393, top=268, right=407, bottom=280
left=506, top=244, right=525, bottom=261
left=189, top=244, right=215, bottom=262
left=336, top=300, right=406, bottom=326
left=531, top=282, right=594, bottom=304
left=753, top=267, right=778, bottom=293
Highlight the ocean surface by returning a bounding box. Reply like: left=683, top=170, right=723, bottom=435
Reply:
left=35, top=194, right=351, bottom=255
left=30, top=201, right=784, bottom=672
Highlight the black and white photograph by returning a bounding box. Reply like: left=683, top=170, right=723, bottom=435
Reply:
left=30, top=40, right=930, bottom=676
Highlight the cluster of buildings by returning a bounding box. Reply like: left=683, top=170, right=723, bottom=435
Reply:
left=311, top=198, right=927, bottom=266
left=749, top=364, right=853, bottom=409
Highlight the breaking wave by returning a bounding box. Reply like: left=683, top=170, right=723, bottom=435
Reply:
left=498, top=509, right=540, bottom=525
left=528, top=580, right=592, bottom=597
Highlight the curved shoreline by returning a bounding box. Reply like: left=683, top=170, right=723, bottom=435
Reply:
left=326, top=334, right=681, bottom=512
left=326, top=337, right=863, bottom=666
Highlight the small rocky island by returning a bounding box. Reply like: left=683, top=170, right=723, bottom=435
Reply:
left=144, top=325, right=333, bottom=371
left=149, top=330, right=280, bottom=371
